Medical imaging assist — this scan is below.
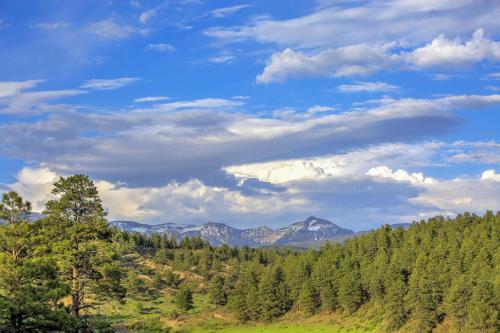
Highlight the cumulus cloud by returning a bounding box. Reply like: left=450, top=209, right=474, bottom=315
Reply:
left=224, top=143, right=439, bottom=185
left=257, top=30, right=500, bottom=83
left=412, top=174, right=500, bottom=213
left=6, top=166, right=308, bottom=226
left=81, top=78, right=140, bottom=90
left=338, top=81, right=399, bottom=93
left=367, top=165, right=436, bottom=185
left=481, top=169, right=500, bottom=181
left=406, top=29, right=500, bottom=68
left=9, top=167, right=59, bottom=212
left=256, top=44, right=396, bottom=83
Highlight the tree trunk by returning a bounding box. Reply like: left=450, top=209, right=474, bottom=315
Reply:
left=71, top=266, right=80, bottom=317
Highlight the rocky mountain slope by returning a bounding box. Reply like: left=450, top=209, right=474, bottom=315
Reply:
left=110, top=216, right=355, bottom=247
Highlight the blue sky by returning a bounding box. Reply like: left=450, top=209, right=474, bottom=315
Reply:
left=0, top=0, right=499, bottom=230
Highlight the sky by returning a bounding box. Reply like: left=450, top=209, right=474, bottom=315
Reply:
left=0, top=0, right=499, bottom=230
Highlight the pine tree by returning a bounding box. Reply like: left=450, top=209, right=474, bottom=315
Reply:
left=43, top=174, right=124, bottom=317
left=175, top=284, right=194, bottom=312
left=311, top=255, right=338, bottom=311
left=445, top=275, right=470, bottom=328
left=384, top=256, right=408, bottom=330
left=338, top=260, right=363, bottom=314
left=0, top=191, right=71, bottom=331
left=258, top=265, right=291, bottom=321
left=297, top=279, right=318, bottom=315
left=209, top=275, right=227, bottom=306
left=406, top=253, right=438, bottom=332
left=466, top=277, right=497, bottom=331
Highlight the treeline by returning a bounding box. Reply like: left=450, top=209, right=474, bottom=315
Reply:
left=0, top=174, right=499, bottom=332
left=219, top=212, right=499, bottom=332
left=114, top=211, right=499, bottom=332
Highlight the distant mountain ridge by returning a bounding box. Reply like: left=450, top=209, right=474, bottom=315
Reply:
left=109, top=216, right=355, bottom=247
left=1, top=213, right=411, bottom=248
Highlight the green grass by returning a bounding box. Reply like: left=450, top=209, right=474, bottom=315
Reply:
left=97, top=292, right=382, bottom=333
left=177, top=322, right=377, bottom=333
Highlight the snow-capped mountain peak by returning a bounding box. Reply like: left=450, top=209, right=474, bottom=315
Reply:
left=109, top=216, right=354, bottom=247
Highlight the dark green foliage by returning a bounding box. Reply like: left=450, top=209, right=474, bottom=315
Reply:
left=297, top=279, right=318, bottom=315
left=43, top=174, right=124, bottom=317
left=164, top=269, right=182, bottom=288
left=384, top=256, right=408, bottom=330
left=338, top=262, right=363, bottom=314
left=258, top=266, right=291, bottom=321
left=209, top=275, right=227, bottom=306
left=175, top=284, right=194, bottom=312
left=0, top=192, right=72, bottom=331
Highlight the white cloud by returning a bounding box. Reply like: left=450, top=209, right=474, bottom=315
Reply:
left=338, top=81, right=399, bottom=93
left=134, top=96, right=170, bottom=103
left=139, top=10, right=156, bottom=24
left=147, top=43, right=176, bottom=52
left=481, top=169, right=500, bottom=181
left=205, top=0, right=499, bottom=49
left=9, top=167, right=59, bottom=212
left=256, top=44, right=396, bottom=83
left=306, top=105, right=335, bottom=114
left=134, top=97, right=244, bottom=113
left=429, top=74, right=458, bottom=81
left=367, top=165, right=436, bottom=185
left=224, top=142, right=441, bottom=185
left=406, top=29, right=500, bottom=68
left=412, top=174, right=500, bottom=213
left=81, top=78, right=140, bottom=90
left=2, top=94, right=500, bottom=219
left=33, top=21, right=70, bottom=30
left=446, top=141, right=500, bottom=164
left=7, top=166, right=307, bottom=224
left=210, top=54, right=235, bottom=64
left=257, top=30, right=500, bottom=83
left=0, top=84, right=85, bottom=115
left=85, top=19, right=148, bottom=40
left=138, top=1, right=168, bottom=24
left=0, top=80, right=44, bottom=98
left=209, top=4, right=252, bottom=18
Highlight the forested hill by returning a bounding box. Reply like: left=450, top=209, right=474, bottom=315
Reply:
left=0, top=177, right=498, bottom=332
left=119, top=211, right=498, bottom=332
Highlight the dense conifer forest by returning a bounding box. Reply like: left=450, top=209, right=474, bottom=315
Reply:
left=0, top=174, right=498, bottom=332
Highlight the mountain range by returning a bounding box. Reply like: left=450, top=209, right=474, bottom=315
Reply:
left=1, top=214, right=410, bottom=247
left=109, top=216, right=356, bottom=247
